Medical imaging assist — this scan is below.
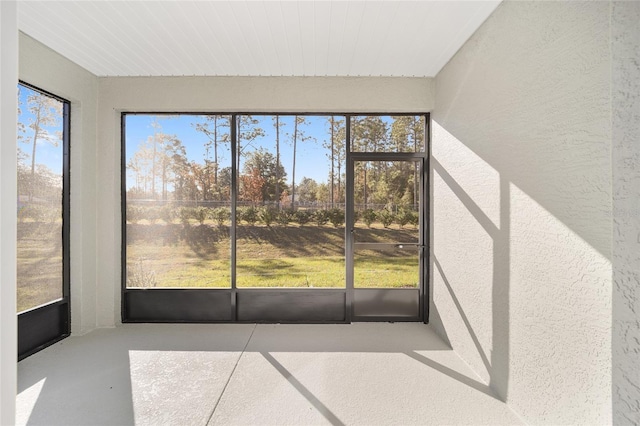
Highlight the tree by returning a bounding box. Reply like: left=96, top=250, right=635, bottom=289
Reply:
left=315, top=183, right=330, bottom=205
left=351, top=116, right=389, bottom=208
left=288, top=116, right=314, bottom=210
left=272, top=116, right=286, bottom=208
left=20, top=90, right=63, bottom=201
left=159, top=135, right=186, bottom=201
left=324, top=116, right=346, bottom=207
left=297, top=177, right=319, bottom=204
left=128, top=129, right=185, bottom=200
left=237, top=115, right=265, bottom=174
left=391, top=116, right=424, bottom=206
left=193, top=115, right=231, bottom=198
left=191, top=162, right=214, bottom=201
left=17, top=86, right=28, bottom=164
left=240, top=166, right=265, bottom=205
left=218, top=167, right=233, bottom=201
left=241, top=149, right=287, bottom=204
left=126, top=117, right=187, bottom=201
left=18, top=163, right=61, bottom=204
left=127, top=155, right=145, bottom=196
left=169, top=145, right=194, bottom=201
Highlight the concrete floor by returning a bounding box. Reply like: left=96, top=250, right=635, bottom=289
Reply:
left=17, top=323, right=523, bottom=426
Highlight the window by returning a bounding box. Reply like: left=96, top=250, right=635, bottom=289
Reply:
left=234, top=115, right=346, bottom=289
left=122, top=113, right=429, bottom=323
left=17, top=82, right=70, bottom=359
left=124, top=114, right=232, bottom=289
left=123, top=114, right=346, bottom=291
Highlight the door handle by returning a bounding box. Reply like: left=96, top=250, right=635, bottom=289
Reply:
left=395, top=243, right=424, bottom=249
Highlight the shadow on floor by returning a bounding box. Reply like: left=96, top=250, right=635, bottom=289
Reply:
left=18, top=323, right=512, bottom=426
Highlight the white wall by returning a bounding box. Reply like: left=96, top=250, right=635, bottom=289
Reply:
left=612, top=2, right=640, bottom=424
left=432, top=1, right=612, bottom=423
left=0, top=3, right=18, bottom=424
left=18, top=33, right=99, bottom=335
left=96, top=76, right=434, bottom=326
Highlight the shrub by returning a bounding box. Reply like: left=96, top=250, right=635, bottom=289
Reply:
left=396, top=209, right=413, bottom=228
left=408, top=210, right=419, bottom=228
left=293, top=210, right=313, bottom=226
left=362, top=209, right=377, bottom=228
left=398, top=209, right=419, bottom=228
left=43, top=207, right=61, bottom=223
left=35, top=205, right=48, bottom=222
left=179, top=207, right=194, bottom=225
left=144, top=206, right=160, bottom=224
left=193, top=206, right=210, bottom=225
left=259, top=207, right=277, bottom=227
left=314, top=209, right=330, bottom=226
left=328, top=208, right=345, bottom=228
left=276, top=209, right=292, bottom=226
left=353, top=210, right=361, bottom=224
left=211, top=207, right=230, bottom=226
left=127, top=205, right=143, bottom=224
left=127, top=260, right=157, bottom=288
left=241, top=206, right=259, bottom=225
left=160, top=205, right=176, bottom=224
left=377, top=209, right=395, bottom=228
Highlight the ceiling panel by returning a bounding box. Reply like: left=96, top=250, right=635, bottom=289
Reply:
left=17, top=0, right=501, bottom=77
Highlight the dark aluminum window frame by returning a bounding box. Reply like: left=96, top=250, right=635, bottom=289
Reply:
left=17, top=81, right=71, bottom=360
left=121, top=112, right=430, bottom=324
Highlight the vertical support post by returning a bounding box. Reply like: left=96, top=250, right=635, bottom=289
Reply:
left=0, top=1, right=18, bottom=423
left=120, top=113, right=127, bottom=322
left=230, top=114, right=237, bottom=321
left=62, top=100, right=71, bottom=334
left=422, top=114, right=430, bottom=323
left=344, top=115, right=353, bottom=322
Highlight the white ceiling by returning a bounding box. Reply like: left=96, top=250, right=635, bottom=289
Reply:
left=17, top=1, right=501, bottom=78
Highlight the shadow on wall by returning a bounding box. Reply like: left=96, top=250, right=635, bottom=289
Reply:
left=430, top=109, right=611, bottom=421
left=430, top=2, right=612, bottom=421
left=429, top=151, right=510, bottom=402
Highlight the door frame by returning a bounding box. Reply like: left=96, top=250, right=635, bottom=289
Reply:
left=346, top=152, right=428, bottom=322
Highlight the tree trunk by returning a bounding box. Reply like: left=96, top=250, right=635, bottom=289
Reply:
left=413, top=117, right=418, bottom=208
left=151, top=137, right=157, bottom=200
left=28, top=108, right=42, bottom=202
left=330, top=116, right=335, bottom=208
left=213, top=116, right=218, bottom=197
left=162, top=159, right=167, bottom=201
left=363, top=166, right=367, bottom=209
left=337, top=162, right=341, bottom=204
left=291, top=117, right=298, bottom=210
left=275, top=116, right=280, bottom=209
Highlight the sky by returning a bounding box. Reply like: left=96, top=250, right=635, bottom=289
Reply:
left=125, top=114, right=348, bottom=187
left=17, top=85, right=64, bottom=176
left=16, top=90, right=412, bottom=192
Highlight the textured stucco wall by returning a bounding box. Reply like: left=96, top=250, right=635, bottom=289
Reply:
left=19, top=33, right=99, bottom=335
left=96, top=76, right=434, bottom=326
left=432, top=1, right=612, bottom=423
left=612, top=2, right=640, bottom=424
left=0, top=3, right=18, bottom=424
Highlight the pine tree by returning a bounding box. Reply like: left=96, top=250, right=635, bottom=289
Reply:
left=21, top=91, right=63, bottom=201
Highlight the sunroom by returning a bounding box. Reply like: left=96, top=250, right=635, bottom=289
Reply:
left=0, top=1, right=638, bottom=424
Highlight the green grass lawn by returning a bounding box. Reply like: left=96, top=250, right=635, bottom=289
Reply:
left=17, top=218, right=420, bottom=313
left=126, top=222, right=419, bottom=289
left=17, top=222, right=63, bottom=312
